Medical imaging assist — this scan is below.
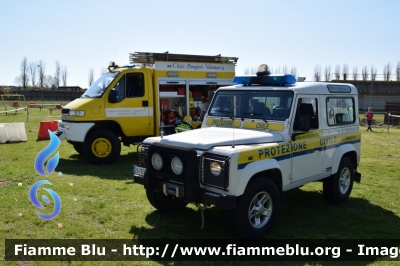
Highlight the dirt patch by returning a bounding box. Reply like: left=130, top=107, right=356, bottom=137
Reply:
left=0, top=179, right=12, bottom=186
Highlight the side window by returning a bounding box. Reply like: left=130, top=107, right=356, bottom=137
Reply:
left=326, top=97, right=355, bottom=126
left=114, top=75, right=125, bottom=103
left=294, top=98, right=319, bottom=130
left=126, top=73, right=145, bottom=98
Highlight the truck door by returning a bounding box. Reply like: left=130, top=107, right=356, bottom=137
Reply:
left=105, top=71, right=152, bottom=135
left=291, top=96, right=323, bottom=182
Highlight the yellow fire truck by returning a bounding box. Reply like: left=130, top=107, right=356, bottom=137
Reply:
left=56, top=52, right=238, bottom=164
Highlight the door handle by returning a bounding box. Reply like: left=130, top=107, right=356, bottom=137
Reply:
left=314, top=146, right=322, bottom=151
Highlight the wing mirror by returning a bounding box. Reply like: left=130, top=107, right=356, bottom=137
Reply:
left=108, top=88, right=117, bottom=103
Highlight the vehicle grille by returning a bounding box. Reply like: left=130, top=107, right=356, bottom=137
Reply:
left=146, top=142, right=201, bottom=202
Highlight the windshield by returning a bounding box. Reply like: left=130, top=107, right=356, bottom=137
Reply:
left=208, top=90, right=294, bottom=121
left=81, top=72, right=120, bottom=98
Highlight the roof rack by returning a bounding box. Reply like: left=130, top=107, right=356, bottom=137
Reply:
left=129, top=51, right=238, bottom=65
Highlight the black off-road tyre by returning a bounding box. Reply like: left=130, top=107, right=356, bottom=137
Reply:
left=70, top=142, right=83, bottom=155
left=323, top=157, right=354, bottom=204
left=226, top=177, right=280, bottom=239
left=83, top=129, right=121, bottom=164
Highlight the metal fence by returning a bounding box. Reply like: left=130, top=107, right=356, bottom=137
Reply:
left=26, top=103, right=63, bottom=121
left=359, top=95, right=400, bottom=126
left=360, top=95, right=400, bottom=112
left=0, top=103, right=62, bottom=122
left=0, top=106, right=26, bottom=117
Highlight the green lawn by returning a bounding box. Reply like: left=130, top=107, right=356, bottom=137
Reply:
left=1, top=112, right=400, bottom=265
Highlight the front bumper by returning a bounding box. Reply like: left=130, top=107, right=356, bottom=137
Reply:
left=56, top=120, right=95, bottom=142
left=134, top=173, right=236, bottom=209
left=54, top=129, right=66, bottom=140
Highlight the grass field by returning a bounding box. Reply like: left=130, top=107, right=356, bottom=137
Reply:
left=1, top=112, right=400, bottom=265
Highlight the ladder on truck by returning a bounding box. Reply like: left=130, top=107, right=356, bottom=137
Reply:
left=129, top=51, right=238, bottom=65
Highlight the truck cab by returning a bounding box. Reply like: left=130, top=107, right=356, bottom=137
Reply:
left=56, top=52, right=238, bottom=164
left=133, top=65, right=361, bottom=239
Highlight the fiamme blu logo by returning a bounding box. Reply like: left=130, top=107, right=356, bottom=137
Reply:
left=29, top=130, right=62, bottom=221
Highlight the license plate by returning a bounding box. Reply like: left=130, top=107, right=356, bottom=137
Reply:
left=133, top=165, right=146, bottom=176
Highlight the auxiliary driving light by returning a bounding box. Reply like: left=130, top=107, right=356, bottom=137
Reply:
left=171, top=157, right=183, bottom=175
left=151, top=153, right=163, bottom=170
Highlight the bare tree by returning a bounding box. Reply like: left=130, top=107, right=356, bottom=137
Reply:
left=313, top=64, right=322, bottom=81
left=37, top=60, right=46, bottom=89
left=244, top=66, right=258, bottom=75
left=54, top=60, right=61, bottom=88
left=282, top=65, right=288, bottom=74
left=61, top=65, right=68, bottom=86
left=29, top=61, right=37, bottom=86
left=88, top=68, right=94, bottom=86
left=20, top=57, right=29, bottom=88
left=361, top=66, right=368, bottom=81
left=334, top=64, right=341, bottom=80
left=371, top=65, right=377, bottom=81
left=275, top=66, right=281, bottom=74
left=290, top=66, right=297, bottom=77
left=100, top=67, right=107, bottom=75
left=45, top=75, right=55, bottom=89
left=14, top=75, right=22, bottom=86
left=324, top=65, right=331, bottom=81
left=342, top=64, right=349, bottom=80
left=396, top=61, right=400, bottom=81
left=352, top=66, right=358, bottom=80
left=383, top=62, right=392, bottom=81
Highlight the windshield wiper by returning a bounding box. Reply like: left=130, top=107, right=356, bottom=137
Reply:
left=81, top=94, right=90, bottom=98
left=254, top=115, right=268, bottom=124
left=242, top=112, right=268, bottom=123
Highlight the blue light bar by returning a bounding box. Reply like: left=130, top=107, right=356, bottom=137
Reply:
left=233, top=74, right=296, bottom=86
left=123, top=64, right=140, bottom=68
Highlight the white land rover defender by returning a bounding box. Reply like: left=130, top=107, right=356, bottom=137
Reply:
left=133, top=65, right=361, bottom=239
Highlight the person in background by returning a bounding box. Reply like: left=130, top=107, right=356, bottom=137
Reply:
left=366, top=107, right=374, bottom=131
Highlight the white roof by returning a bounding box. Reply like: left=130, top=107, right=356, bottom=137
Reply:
left=219, top=82, right=358, bottom=95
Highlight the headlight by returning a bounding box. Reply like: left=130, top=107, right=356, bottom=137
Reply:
left=151, top=153, right=163, bottom=170
left=210, top=162, right=222, bottom=176
left=69, top=110, right=85, bottom=116
left=171, top=157, right=183, bottom=175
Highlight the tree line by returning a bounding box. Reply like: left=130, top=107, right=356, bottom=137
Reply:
left=15, top=56, right=69, bottom=89
left=313, top=62, right=400, bottom=81
left=244, top=65, right=298, bottom=77
left=244, top=62, right=400, bottom=82
left=15, top=57, right=109, bottom=89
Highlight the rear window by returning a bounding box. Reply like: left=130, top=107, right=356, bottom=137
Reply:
left=327, top=85, right=351, bottom=93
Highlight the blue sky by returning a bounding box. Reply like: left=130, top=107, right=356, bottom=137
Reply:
left=1, top=0, right=399, bottom=88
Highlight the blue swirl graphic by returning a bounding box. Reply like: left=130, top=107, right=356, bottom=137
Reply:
left=29, top=180, right=61, bottom=220
left=34, top=130, right=60, bottom=177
